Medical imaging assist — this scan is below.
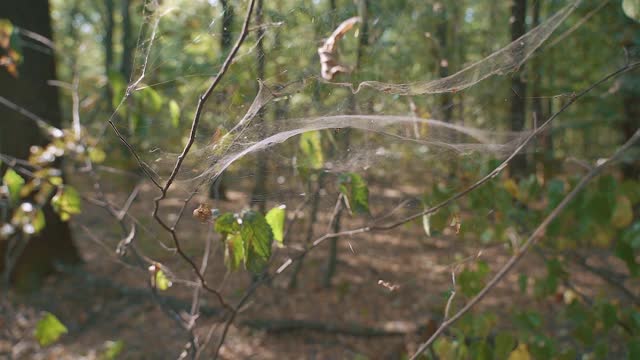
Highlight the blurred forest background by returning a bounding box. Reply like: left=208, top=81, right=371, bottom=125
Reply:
left=1, top=0, right=640, bottom=359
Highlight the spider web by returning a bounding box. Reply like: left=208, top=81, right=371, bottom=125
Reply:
left=106, top=0, right=583, bottom=209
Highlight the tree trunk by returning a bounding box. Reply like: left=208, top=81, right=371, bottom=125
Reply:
left=104, top=0, right=115, bottom=107
left=324, top=0, right=369, bottom=288
left=0, top=0, right=81, bottom=291
left=209, top=0, right=234, bottom=201
left=509, top=0, right=528, bottom=178
left=220, top=0, right=234, bottom=50
left=621, top=19, right=640, bottom=179
left=120, top=0, right=134, bottom=81
left=531, top=0, right=546, bottom=179
left=435, top=3, right=452, bottom=123
left=250, top=0, right=267, bottom=212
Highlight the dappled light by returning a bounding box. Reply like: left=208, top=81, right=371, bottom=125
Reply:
left=1, top=0, right=640, bottom=359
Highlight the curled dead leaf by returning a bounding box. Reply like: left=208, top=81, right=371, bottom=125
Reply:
left=318, top=16, right=361, bottom=80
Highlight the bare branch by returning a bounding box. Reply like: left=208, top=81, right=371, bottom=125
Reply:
left=409, top=128, right=640, bottom=360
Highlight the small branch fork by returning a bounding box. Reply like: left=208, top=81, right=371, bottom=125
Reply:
left=105, top=0, right=257, bottom=312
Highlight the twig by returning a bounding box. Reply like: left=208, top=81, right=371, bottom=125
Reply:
left=147, top=0, right=257, bottom=312
left=409, top=128, right=640, bottom=360
left=372, top=61, right=640, bottom=231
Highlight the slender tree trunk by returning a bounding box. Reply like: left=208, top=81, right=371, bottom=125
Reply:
left=209, top=0, right=235, bottom=201
left=120, top=0, right=133, bottom=81
left=510, top=0, right=528, bottom=177
left=104, top=0, right=115, bottom=107
left=622, top=91, right=640, bottom=179
left=250, top=0, right=267, bottom=212
left=531, top=0, right=546, bottom=178
left=288, top=175, right=324, bottom=289
left=436, top=3, right=452, bottom=123
left=221, top=0, right=234, bottom=50
left=621, top=20, right=640, bottom=179
left=0, top=0, right=81, bottom=291
left=324, top=0, right=369, bottom=288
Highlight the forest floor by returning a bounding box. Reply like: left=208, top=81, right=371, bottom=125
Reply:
left=2, top=173, right=637, bottom=360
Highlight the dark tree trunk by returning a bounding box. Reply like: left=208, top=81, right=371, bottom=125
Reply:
left=221, top=0, right=234, bottom=51
left=531, top=0, right=547, bottom=179
left=105, top=0, right=115, bottom=106
left=120, top=0, right=134, bottom=80
left=208, top=0, right=235, bottom=201
left=435, top=3, right=452, bottom=123
left=509, top=0, right=528, bottom=178
left=620, top=20, right=640, bottom=179
left=0, top=0, right=81, bottom=290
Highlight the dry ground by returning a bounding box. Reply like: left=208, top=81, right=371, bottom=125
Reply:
left=2, top=172, right=637, bottom=359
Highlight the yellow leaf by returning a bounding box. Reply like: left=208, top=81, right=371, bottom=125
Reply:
left=508, top=343, right=532, bottom=360
left=503, top=178, right=519, bottom=199
left=611, top=195, right=633, bottom=229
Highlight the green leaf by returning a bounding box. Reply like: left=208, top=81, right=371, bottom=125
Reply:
left=495, top=333, right=516, bottom=359
left=299, top=131, right=324, bottom=170
left=265, top=205, right=286, bottom=246
left=214, top=212, right=239, bottom=235
left=143, top=87, right=163, bottom=112
left=88, top=147, right=106, bottom=163
left=240, top=210, right=273, bottom=273
left=508, top=343, right=532, bottom=360
left=51, top=186, right=82, bottom=221
left=470, top=341, right=492, bottom=360
left=623, top=222, right=640, bottom=249
left=616, top=235, right=639, bottom=276
left=3, top=168, right=24, bottom=203
left=458, top=261, right=489, bottom=297
left=32, top=209, right=46, bottom=233
left=34, top=312, right=68, bottom=347
left=599, top=302, right=617, bottom=330
left=154, top=269, right=172, bottom=291
left=629, top=339, right=640, bottom=360
left=101, top=340, right=124, bottom=360
left=612, top=195, right=633, bottom=228
left=108, top=71, right=126, bottom=108
left=224, top=232, right=245, bottom=271
left=518, top=274, right=528, bottom=294
left=169, top=99, right=180, bottom=128
left=623, top=0, right=640, bottom=22
left=338, top=173, right=370, bottom=214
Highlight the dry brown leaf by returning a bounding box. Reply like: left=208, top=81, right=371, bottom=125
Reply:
left=317, top=16, right=361, bottom=80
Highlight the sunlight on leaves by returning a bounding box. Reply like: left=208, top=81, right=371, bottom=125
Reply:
left=225, top=233, right=244, bottom=271
left=51, top=186, right=81, bottom=221
left=299, top=131, right=324, bottom=170
left=508, top=343, right=532, bottom=360
left=265, top=205, right=286, bottom=246
left=338, top=172, right=369, bottom=215
left=34, top=312, right=68, bottom=347
left=101, top=340, right=125, bottom=360
left=88, top=147, right=106, bottom=163
left=3, top=168, right=24, bottom=203
left=611, top=195, right=633, bottom=228
left=169, top=99, right=180, bottom=128
left=422, top=213, right=431, bottom=237
left=241, top=211, right=274, bottom=273
left=623, top=0, right=640, bottom=22
left=154, top=269, right=172, bottom=291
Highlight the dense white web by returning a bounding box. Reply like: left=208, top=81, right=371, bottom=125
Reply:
left=107, top=0, right=582, bottom=199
